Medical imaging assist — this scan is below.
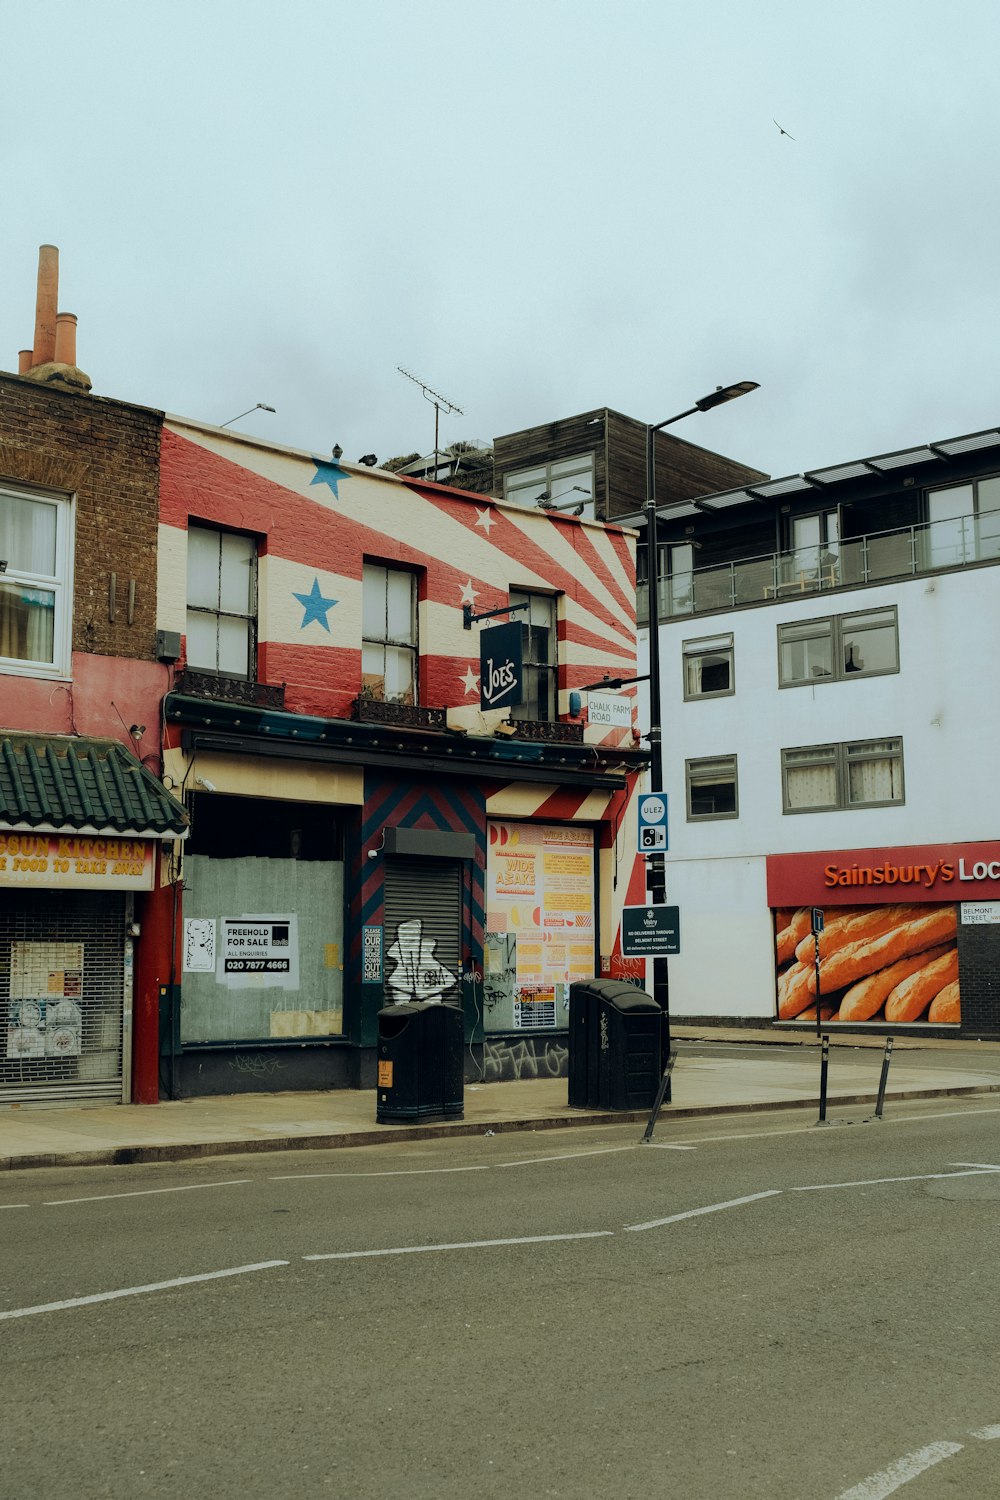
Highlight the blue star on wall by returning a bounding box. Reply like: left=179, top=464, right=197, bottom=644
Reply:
left=294, top=578, right=338, bottom=632
left=310, top=458, right=350, bottom=497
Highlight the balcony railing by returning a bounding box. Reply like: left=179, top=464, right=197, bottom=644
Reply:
left=637, top=508, right=1000, bottom=624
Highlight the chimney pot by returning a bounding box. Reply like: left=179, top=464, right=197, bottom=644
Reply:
left=18, top=349, right=33, bottom=375
left=54, top=312, right=78, bottom=367
left=32, top=244, right=59, bottom=368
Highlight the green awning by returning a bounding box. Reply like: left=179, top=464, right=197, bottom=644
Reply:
left=0, top=734, right=189, bottom=839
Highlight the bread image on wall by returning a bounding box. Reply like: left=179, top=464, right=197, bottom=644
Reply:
left=774, top=904, right=960, bottom=1024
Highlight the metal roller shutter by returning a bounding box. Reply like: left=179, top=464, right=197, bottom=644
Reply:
left=0, top=890, right=127, bottom=1104
left=382, top=857, right=463, bottom=1005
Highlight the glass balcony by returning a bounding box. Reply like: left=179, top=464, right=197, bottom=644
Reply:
left=637, top=508, right=1000, bottom=625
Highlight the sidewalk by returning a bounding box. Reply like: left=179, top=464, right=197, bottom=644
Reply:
left=2, top=1026, right=1000, bottom=1172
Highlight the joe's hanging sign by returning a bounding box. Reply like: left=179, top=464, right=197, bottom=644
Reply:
left=479, top=621, right=523, bottom=712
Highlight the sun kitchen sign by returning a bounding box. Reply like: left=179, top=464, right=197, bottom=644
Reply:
left=0, top=833, right=155, bottom=889
left=767, top=841, right=1000, bottom=908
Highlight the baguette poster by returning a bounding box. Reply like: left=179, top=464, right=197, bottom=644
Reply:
left=774, top=903, right=960, bottom=1026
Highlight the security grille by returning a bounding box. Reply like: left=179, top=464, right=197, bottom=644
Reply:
left=0, top=890, right=126, bottom=1103
left=382, top=857, right=463, bottom=1005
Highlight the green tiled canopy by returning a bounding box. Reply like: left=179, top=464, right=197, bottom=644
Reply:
left=0, top=734, right=188, bottom=838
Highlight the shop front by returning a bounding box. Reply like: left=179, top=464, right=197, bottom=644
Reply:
left=0, top=735, right=189, bottom=1104
left=767, top=839, right=1000, bottom=1036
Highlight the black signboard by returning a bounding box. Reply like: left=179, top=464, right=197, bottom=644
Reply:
left=621, top=904, right=680, bottom=957
left=480, top=620, right=523, bottom=712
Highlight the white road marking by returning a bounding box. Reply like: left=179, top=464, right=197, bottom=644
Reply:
left=304, top=1231, right=614, bottom=1261
left=645, top=1144, right=697, bottom=1151
left=624, top=1189, right=782, bottom=1232
left=0, top=1204, right=30, bottom=1210
left=270, top=1166, right=489, bottom=1180
left=834, top=1441, right=963, bottom=1498
left=949, top=1161, right=1000, bottom=1171
left=651, top=1105, right=1000, bottom=1151
left=44, top=1179, right=252, bottom=1206
left=970, top=1424, right=1000, bottom=1440
left=0, top=1260, right=289, bottom=1322
left=791, top=1169, right=999, bottom=1193
left=497, top=1146, right=635, bottom=1168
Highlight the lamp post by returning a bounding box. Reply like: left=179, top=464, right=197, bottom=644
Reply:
left=643, top=382, right=759, bottom=1059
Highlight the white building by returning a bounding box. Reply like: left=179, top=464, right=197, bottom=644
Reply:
left=642, top=424, right=1000, bottom=1036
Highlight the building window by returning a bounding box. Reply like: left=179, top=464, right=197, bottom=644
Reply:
left=782, top=738, right=904, bottom=813
left=0, top=485, right=72, bottom=676
left=504, top=454, right=595, bottom=517
left=186, top=525, right=257, bottom=679
left=926, top=475, right=1000, bottom=567
left=686, top=756, right=738, bottom=819
left=778, top=607, right=898, bottom=686
left=362, top=564, right=417, bottom=703
left=683, top=633, right=734, bottom=699
left=787, top=509, right=840, bottom=587
left=510, top=589, right=556, bottom=721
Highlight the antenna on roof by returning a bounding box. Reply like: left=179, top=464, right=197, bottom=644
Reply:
left=397, top=367, right=464, bottom=482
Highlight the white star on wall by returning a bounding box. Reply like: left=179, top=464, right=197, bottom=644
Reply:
left=460, top=580, right=479, bottom=606
left=474, top=509, right=495, bottom=535
left=461, top=665, right=480, bottom=696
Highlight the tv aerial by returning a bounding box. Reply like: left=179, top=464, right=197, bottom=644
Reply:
left=397, top=367, right=464, bottom=480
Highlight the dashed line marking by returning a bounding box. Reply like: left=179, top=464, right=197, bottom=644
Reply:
left=304, top=1231, right=614, bottom=1261
left=834, top=1442, right=964, bottom=1498
left=43, top=1179, right=252, bottom=1206
left=791, top=1169, right=999, bottom=1193
left=0, top=1261, right=289, bottom=1322
left=625, top=1189, right=782, bottom=1232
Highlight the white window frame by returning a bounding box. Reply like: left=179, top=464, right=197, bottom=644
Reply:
left=682, top=633, right=734, bottom=700
left=686, top=755, right=739, bottom=820
left=781, top=737, right=904, bottom=813
left=362, top=563, right=418, bottom=704
left=503, top=453, right=596, bottom=518
left=185, top=524, right=258, bottom=680
left=0, top=483, right=74, bottom=680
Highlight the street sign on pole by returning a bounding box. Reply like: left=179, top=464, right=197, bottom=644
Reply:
left=621, top=904, right=680, bottom=957
left=637, top=793, right=668, bottom=854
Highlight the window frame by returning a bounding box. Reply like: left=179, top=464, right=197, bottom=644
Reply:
left=361, top=562, right=418, bottom=704
left=503, top=453, right=596, bottom=517
left=685, top=754, right=739, bottom=821
left=509, top=588, right=557, bottom=722
left=777, top=605, right=899, bottom=688
left=185, top=522, right=258, bottom=681
left=781, top=737, right=905, bottom=814
left=682, top=632, right=735, bottom=700
left=0, top=482, right=74, bottom=680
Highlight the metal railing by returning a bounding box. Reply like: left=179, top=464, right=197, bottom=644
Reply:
left=637, top=508, right=1000, bottom=624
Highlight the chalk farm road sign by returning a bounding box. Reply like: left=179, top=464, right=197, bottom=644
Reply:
left=621, top=904, right=680, bottom=957
left=587, top=691, right=633, bottom=728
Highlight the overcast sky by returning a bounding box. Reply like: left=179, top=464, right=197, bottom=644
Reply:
left=3, top=0, right=999, bottom=482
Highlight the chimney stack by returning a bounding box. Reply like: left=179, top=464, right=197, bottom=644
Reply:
left=19, top=244, right=92, bottom=394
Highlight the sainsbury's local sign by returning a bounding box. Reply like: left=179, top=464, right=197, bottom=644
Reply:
left=767, top=841, right=1000, bottom=908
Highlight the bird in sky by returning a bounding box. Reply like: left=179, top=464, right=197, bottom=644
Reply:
left=773, top=119, right=796, bottom=140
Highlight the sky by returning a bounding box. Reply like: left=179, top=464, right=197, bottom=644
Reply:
left=3, top=0, right=1000, bottom=483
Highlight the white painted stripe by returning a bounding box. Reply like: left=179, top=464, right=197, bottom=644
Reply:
left=304, top=1231, right=613, bottom=1261
left=792, top=1169, right=998, bottom=1193
left=646, top=1105, right=1000, bottom=1152
left=497, top=1147, right=635, bottom=1168
left=970, top=1424, right=1000, bottom=1440
left=949, top=1162, right=1000, bottom=1171
left=834, top=1441, right=963, bottom=1498
left=0, top=1204, right=30, bottom=1210
left=270, top=1166, right=489, bottom=1180
left=625, top=1189, right=782, bottom=1232
left=645, top=1144, right=698, bottom=1151
left=44, top=1179, right=252, bottom=1206
left=0, top=1260, right=289, bottom=1322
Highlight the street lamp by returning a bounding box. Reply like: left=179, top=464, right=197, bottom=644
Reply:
left=643, top=381, right=759, bottom=1072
